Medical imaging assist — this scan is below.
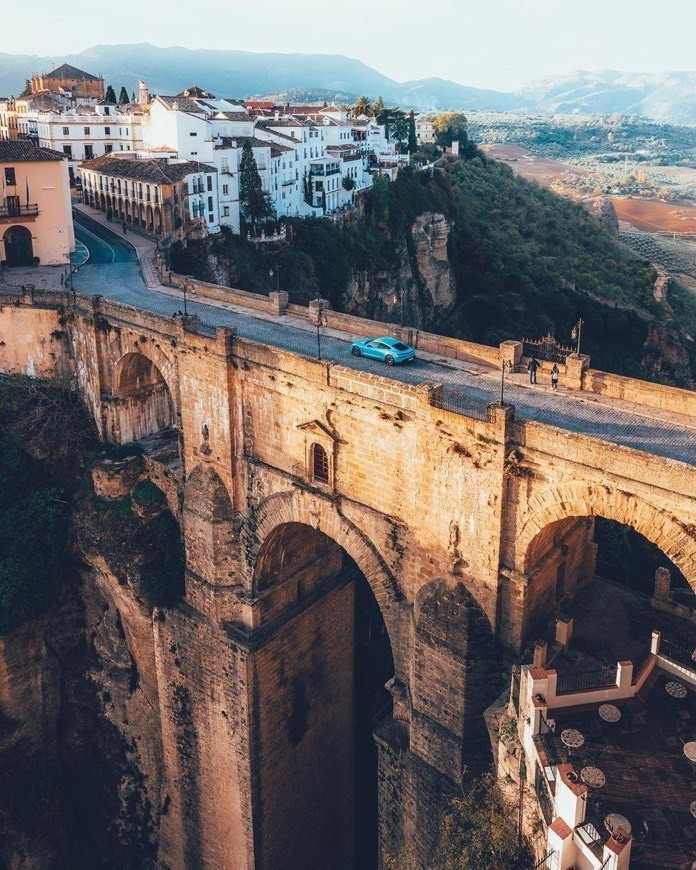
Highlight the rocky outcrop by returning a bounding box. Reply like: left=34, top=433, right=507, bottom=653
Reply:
left=411, top=212, right=457, bottom=314
left=343, top=212, right=457, bottom=329
left=642, top=322, right=693, bottom=387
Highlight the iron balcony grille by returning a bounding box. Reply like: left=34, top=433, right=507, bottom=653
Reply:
left=0, top=203, right=39, bottom=218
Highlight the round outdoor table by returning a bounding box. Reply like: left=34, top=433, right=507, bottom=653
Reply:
left=581, top=766, right=606, bottom=788
left=605, top=813, right=632, bottom=836
left=666, top=681, right=688, bottom=699
left=599, top=703, right=621, bottom=722
left=561, top=728, right=585, bottom=749
left=690, top=801, right=696, bottom=820
left=684, top=742, right=696, bottom=762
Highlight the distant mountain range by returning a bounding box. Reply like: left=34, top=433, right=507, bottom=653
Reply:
left=2, top=43, right=696, bottom=125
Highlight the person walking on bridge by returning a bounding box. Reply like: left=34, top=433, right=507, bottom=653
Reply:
left=527, top=355, right=539, bottom=384
left=551, top=364, right=559, bottom=392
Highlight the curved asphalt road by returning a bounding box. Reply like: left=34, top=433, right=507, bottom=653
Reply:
left=72, top=213, right=696, bottom=467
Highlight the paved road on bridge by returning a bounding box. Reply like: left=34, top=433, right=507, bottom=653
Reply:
left=72, top=212, right=696, bottom=467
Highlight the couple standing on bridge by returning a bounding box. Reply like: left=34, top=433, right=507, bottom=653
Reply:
left=528, top=356, right=560, bottom=392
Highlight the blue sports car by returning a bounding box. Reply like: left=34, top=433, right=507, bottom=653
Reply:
left=349, top=336, right=416, bottom=365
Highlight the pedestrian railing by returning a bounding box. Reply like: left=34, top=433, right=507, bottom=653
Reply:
left=431, top=388, right=493, bottom=422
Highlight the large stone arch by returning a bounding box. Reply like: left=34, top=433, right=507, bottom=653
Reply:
left=251, top=488, right=402, bottom=609
left=517, top=482, right=696, bottom=591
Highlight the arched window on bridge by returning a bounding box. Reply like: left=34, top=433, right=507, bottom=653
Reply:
left=312, top=443, right=329, bottom=484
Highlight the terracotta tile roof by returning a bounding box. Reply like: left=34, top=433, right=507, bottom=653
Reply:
left=43, top=63, right=101, bottom=81
left=0, top=141, right=66, bottom=162
left=79, top=155, right=216, bottom=183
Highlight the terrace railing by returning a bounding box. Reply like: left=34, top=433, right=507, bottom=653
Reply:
left=661, top=636, right=696, bottom=672
left=555, top=665, right=617, bottom=695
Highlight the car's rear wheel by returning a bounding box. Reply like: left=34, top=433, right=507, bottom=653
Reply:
left=351, top=346, right=361, bottom=356
left=385, top=355, right=395, bottom=366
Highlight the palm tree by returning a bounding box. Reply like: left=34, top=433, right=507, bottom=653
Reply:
left=352, top=96, right=373, bottom=117
left=389, top=114, right=410, bottom=150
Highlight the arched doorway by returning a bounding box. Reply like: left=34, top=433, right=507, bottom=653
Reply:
left=125, top=200, right=130, bottom=221
left=252, top=522, right=395, bottom=870
left=112, top=352, right=176, bottom=443
left=3, top=225, right=34, bottom=267
left=146, top=204, right=153, bottom=232
left=154, top=206, right=162, bottom=235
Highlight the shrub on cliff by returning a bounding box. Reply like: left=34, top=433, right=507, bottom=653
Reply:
left=0, top=377, right=94, bottom=635
left=433, top=773, right=533, bottom=869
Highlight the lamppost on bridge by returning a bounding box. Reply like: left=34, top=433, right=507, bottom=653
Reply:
left=316, top=307, right=327, bottom=362
left=269, top=264, right=280, bottom=294
left=182, top=282, right=188, bottom=317
left=68, top=265, right=79, bottom=306
left=571, top=318, right=584, bottom=356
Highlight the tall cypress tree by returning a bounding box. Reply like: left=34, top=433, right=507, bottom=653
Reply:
left=118, top=87, right=130, bottom=104
left=239, top=140, right=275, bottom=232
left=408, top=110, right=418, bottom=154
left=105, top=85, right=117, bottom=103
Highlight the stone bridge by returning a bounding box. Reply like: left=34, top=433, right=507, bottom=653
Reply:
left=1, top=288, right=695, bottom=869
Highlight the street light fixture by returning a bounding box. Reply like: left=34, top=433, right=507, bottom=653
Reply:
left=571, top=318, right=584, bottom=356
left=316, top=309, right=324, bottom=361
left=499, top=359, right=506, bottom=406
left=269, top=265, right=280, bottom=294
left=68, top=265, right=78, bottom=305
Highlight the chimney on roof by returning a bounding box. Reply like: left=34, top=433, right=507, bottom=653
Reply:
left=139, top=80, right=149, bottom=107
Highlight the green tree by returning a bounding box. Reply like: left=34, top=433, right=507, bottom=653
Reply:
left=408, top=110, right=418, bottom=154
left=352, top=95, right=373, bottom=117
left=433, top=774, right=534, bottom=869
left=105, top=84, right=117, bottom=103
left=239, top=140, right=275, bottom=232
left=118, top=86, right=130, bottom=104
left=373, top=95, right=385, bottom=117
left=131, top=90, right=137, bottom=103
left=433, top=112, right=468, bottom=149
left=18, top=79, right=32, bottom=98
left=389, top=111, right=409, bottom=151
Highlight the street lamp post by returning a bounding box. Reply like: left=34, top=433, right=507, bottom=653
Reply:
left=182, top=282, right=188, bottom=316
left=499, top=359, right=506, bottom=406
left=316, top=310, right=324, bottom=361
left=68, top=265, right=78, bottom=305
left=270, top=265, right=280, bottom=294
left=571, top=318, right=584, bottom=356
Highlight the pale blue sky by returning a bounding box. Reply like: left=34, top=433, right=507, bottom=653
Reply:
left=3, top=0, right=695, bottom=90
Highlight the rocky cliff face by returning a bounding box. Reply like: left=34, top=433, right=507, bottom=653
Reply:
left=343, top=211, right=457, bottom=329
left=0, top=471, right=175, bottom=869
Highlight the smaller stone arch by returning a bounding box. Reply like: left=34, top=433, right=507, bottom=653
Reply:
left=111, top=351, right=176, bottom=443
left=125, top=200, right=131, bottom=221
left=139, top=203, right=145, bottom=226
left=518, top=483, right=696, bottom=590
left=182, top=464, right=236, bottom=587
left=99, top=192, right=106, bottom=211
left=154, top=206, right=162, bottom=235
left=117, top=196, right=124, bottom=219
left=146, top=204, right=154, bottom=232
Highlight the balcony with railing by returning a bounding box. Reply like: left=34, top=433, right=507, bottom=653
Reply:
left=0, top=202, right=39, bottom=222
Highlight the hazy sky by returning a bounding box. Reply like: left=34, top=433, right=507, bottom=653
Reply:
left=3, top=0, right=695, bottom=90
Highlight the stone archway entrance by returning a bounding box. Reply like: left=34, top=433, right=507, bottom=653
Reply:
left=3, top=225, right=33, bottom=267
left=252, top=521, right=395, bottom=870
